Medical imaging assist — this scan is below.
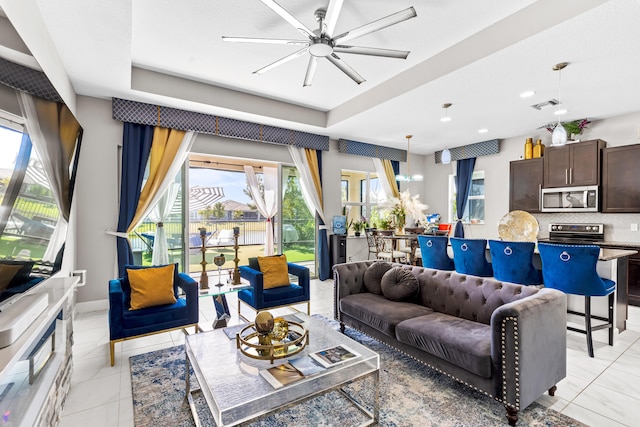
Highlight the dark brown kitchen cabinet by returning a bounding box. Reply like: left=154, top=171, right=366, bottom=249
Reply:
left=509, top=158, right=543, bottom=212
left=543, top=139, right=606, bottom=188
left=602, top=143, right=640, bottom=213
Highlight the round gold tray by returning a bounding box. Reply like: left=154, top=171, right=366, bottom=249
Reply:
left=236, top=320, right=308, bottom=364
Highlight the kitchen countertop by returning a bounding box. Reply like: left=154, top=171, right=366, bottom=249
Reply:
left=598, top=248, right=638, bottom=261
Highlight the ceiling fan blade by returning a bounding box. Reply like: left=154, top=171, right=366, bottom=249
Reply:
left=333, top=7, right=417, bottom=44
left=334, top=45, right=409, bottom=59
left=303, top=57, right=319, bottom=87
left=222, top=36, right=310, bottom=46
left=323, top=0, right=344, bottom=37
left=326, top=53, right=365, bottom=84
left=253, top=47, right=309, bottom=75
left=259, top=0, right=315, bottom=39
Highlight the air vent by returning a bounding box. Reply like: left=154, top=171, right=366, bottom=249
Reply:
left=530, top=99, right=559, bottom=110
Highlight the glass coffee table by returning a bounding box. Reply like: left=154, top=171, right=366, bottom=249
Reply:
left=199, top=283, right=251, bottom=329
left=185, top=313, right=380, bottom=426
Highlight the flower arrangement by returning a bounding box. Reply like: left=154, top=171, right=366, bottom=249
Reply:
left=349, top=217, right=367, bottom=235
left=542, top=118, right=591, bottom=136
left=384, top=190, right=428, bottom=231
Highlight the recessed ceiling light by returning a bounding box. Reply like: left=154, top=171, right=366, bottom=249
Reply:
left=478, top=128, right=488, bottom=133
left=554, top=109, right=567, bottom=115
left=440, top=117, right=451, bottom=122
left=520, top=91, right=535, bottom=98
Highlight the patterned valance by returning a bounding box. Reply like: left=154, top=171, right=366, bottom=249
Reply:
left=338, top=139, right=405, bottom=162
left=0, top=57, right=63, bottom=103
left=112, top=98, right=329, bottom=151
left=435, top=139, right=500, bottom=163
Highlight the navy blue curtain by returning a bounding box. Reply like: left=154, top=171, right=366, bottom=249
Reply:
left=454, top=157, right=476, bottom=238
left=391, top=160, right=400, bottom=192
left=116, top=123, right=154, bottom=276
left=316, top=150, right=331, bottom=280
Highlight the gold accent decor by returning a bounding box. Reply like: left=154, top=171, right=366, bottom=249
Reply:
left=498, top=210, right=539, bottom=242
left=236, top=320, right=308, bottom=364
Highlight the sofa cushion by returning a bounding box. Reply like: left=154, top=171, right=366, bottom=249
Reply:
left=414, top=269, right=539, bottom=325
left=395, top=312, right=493, bottom=378
left=363, top=261, right=392, bottom=294
left=340, top=293, right=433, bottom=337
left=381, top=267, right=419, bottom=302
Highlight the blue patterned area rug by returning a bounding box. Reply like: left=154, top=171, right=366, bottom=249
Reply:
left=130, top=317, right=585, bottom=427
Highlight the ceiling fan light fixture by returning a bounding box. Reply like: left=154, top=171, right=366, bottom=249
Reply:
left=309, top=39, right=333, bottom=57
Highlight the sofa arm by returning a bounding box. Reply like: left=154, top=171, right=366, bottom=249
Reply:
left=332, top=261, right=375, bottom=320
left=108, top=279, right=125, bottom=340
left=491, top=288, right=567, bottom=411
left=176, top=273, right=199, bottom=324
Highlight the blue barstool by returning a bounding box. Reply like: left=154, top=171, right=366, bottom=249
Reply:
left=489, top=240, right=542, bottom=285
left=538, top=243, right=615, bottom=358
left=417, top=235, right=454, bottom=270
left=450, top=237, right=493, bottom=277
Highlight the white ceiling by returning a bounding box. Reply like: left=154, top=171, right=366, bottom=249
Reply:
left=22, top=0, right=640, bottom=154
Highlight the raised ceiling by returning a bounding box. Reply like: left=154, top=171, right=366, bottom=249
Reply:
left=13, top=0, right=640, bottom=154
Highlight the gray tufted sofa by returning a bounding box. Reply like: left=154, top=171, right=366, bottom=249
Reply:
left=333, top=260, right=567, bottom=426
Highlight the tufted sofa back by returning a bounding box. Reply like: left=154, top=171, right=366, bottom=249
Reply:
left=406, top=266, right=539, bottom=325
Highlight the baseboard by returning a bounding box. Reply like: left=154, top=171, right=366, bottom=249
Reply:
left=75, top=299, right=108, bottom=314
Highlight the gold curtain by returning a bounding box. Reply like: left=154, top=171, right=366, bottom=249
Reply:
left=128, top=127, right=185, bottom=231
left=382, top=159, right=400, bottom=199
left=304, top=147, right=323, bottom=210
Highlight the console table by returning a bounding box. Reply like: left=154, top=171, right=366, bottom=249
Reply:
left=0, top=276, right=79, bottom=427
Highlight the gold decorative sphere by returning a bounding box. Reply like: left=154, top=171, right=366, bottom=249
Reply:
left=255, top=311, right=275, bottom=333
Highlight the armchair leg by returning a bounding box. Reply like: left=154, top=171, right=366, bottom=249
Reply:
left=585, top=296, right=594, bottom=358
left=110, top=341, right=115, bottom=366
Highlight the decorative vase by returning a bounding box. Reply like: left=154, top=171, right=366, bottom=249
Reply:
left=533, top=139, right=545, bottom=158
left=524, top=138, right=533, bottom=159
left=395, top=213, right=406, bottom=233
left=552, top=123, right=567, bottom=146
left=354, top=232, right=361, bottom=237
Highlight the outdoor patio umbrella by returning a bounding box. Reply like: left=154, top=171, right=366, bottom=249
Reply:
left=188, top=186, right=225, bottom=211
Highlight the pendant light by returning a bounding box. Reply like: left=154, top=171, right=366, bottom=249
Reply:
left=441, top=103, right=452, bottom=164
left=551, top=62, right=568, bottom=146
left=396, top=135, right=423, bottom=182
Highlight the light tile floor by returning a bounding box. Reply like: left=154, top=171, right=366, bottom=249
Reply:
left=59, top=279, right=640, bottom=427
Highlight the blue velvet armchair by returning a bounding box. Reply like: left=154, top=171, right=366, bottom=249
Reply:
left=238, top=258, right=310, bottom=322
left=108, top=269, right=199, bottom=366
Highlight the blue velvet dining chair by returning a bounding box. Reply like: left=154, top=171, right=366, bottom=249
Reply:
left=489, top=240, right=542, bottom=285
left=108, top=264, right=199, bottom=366
left=238, top=256, right=310, bottom=322
left=417, top=235, right=454, bottom=270
left=538, top=243, right=615, bottom=357
left=450, top=237, right=493, bottom=277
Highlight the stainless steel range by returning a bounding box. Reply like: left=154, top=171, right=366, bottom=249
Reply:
left=543, top=223, right=605, bottom=244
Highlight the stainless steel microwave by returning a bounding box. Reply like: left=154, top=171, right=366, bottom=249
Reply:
left=540, top=185, right=599, bottom=212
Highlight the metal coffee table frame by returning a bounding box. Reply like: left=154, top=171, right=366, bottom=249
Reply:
left=185, top=314, right=379, bottom=426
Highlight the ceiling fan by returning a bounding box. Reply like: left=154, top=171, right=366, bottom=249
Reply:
left=222, top=0, right=417, bottom=86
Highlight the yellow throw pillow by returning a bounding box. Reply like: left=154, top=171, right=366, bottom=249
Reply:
left=127, top=264, right=177, bottom=310
left=0, top=264, right=23, bottom=293
left=258, top=255, right=290, bottom=289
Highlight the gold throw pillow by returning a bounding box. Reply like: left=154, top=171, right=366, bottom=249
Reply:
left=257, top=255, right=290, bottom=289
left=127, top=264, right=177, bottom=310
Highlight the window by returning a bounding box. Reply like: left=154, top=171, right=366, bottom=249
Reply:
left=448, top=170, right=485, bottom=224
left=341, top=170, right=385, bottom=233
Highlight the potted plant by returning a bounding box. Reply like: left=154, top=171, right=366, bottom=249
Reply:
left=350, top=218, right=367, bottom=237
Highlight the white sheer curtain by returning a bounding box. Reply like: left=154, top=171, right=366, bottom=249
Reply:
left=244, top=165, right=278, bottom=256
left=133, top=131, right=196, bottom=265
left=372, top=158, right=395, bottom=202
left=287, top=146, right=325, bottom=223
left=17, top=91, right=71, bottom=262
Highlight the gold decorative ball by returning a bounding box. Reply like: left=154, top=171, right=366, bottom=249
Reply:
left=255, top=311, right=274, bottom=333
left=271, top=317, right=289, bottom=341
